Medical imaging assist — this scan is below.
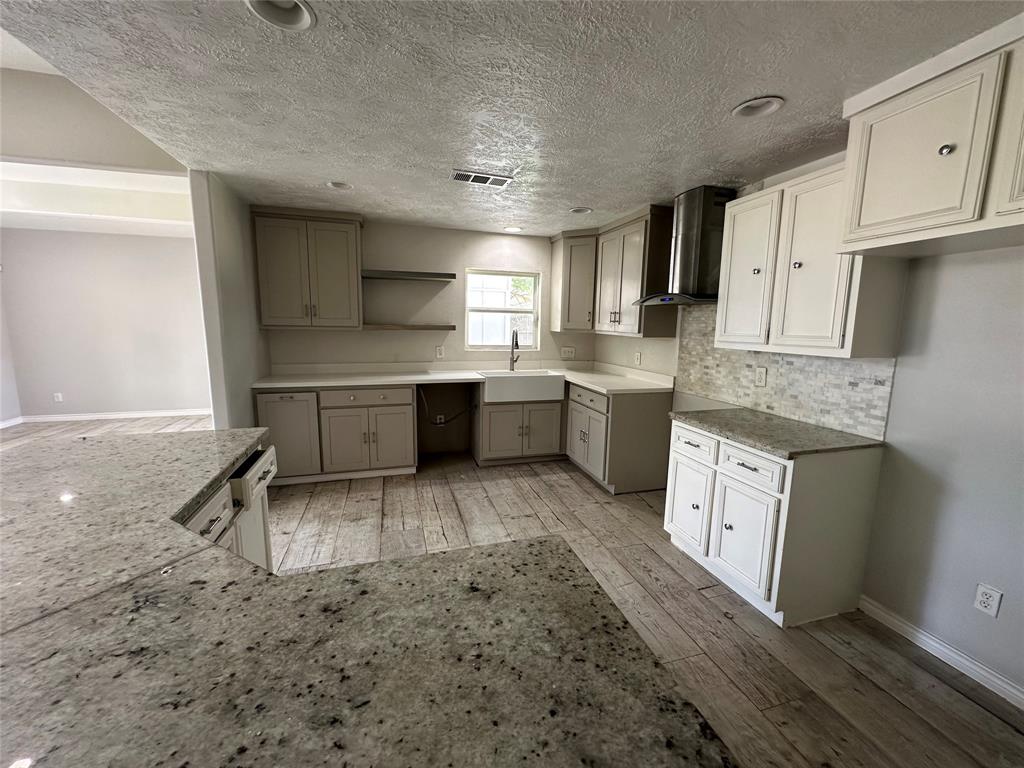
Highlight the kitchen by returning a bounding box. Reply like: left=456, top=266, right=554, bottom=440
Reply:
left=0, top=3, right=1022, bottom=767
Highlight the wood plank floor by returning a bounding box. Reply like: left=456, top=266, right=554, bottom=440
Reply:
left=6, top=419, right=1021, bottom=766
left=269, top=453, right=1024, bottom=768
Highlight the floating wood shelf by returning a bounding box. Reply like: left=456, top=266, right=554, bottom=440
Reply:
left=361, top=323, right=457, bottom=331
left=361, top=269, right=457, bottom=282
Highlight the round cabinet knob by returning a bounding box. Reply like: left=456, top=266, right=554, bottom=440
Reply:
left=349, top=395, right=356, bottom=401
left=379, top=394, right=386, bottom=400
left=938, top=144, right=956, bottom=156
left=792, top=261, right=803, bottom=269
left=752, top=267, right=761, bottom=275
left=691, top=503, right=700, bottom=510
left=723, top=523, right=734, bottom=531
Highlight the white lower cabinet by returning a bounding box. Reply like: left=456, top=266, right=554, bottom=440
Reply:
left=475, top=401, right=563, bottom=462
left=664, top=421, right=883, bottom=627
left=708, top=474, right=779, bottom=599
left=664, top=453, right=714, bottom=554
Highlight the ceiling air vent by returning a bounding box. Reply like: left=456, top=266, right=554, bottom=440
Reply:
left=450, top=169, right=513, bottom=189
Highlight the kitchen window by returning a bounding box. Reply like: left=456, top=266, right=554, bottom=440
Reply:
left=465, top=270, right=539, bottom=350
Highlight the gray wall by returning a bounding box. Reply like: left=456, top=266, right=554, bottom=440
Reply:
left=1, top=289, right=21, bottom=422
left=674, top=304, right=896, bottom=439
left=1, top=228, right=210, bottom=416
left=0, top=69, right=183, bottom=173
left=190, top=171, right=269, bottom=428
left=862, top=247, right=1023, bottom=687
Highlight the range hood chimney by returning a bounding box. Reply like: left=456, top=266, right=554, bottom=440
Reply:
left=634, top=185, right=736, bottom=306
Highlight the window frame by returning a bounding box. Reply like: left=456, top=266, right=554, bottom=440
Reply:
left=464, top=268, right=541, bottom=351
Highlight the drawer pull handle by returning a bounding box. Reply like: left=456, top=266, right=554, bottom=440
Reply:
left=258, top=468, right=273, bottom=481
left=281, top=395, right=294, bottom=400
left=792, top=261, right=803, bottom=269
left=691, top=503, right=699, bottom=510
left=362, top=431, right=368, bottom=444
left=371, top=432, right=377, bottom=443
left=938, top=143, right=955, bottom=156
left=311, top=304, right=318, bottom=317
left=723, top=523, right=734, bottom=531
left=736, top=461, right=759, bottom=473
left=199, top=516, right=221, bottom=536
left=683, top=440, right=700, bottom=448
left=752, top=268, right=761, bottom=275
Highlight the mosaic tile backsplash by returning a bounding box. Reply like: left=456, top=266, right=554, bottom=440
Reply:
left=675, top=305, right=895, bottom=440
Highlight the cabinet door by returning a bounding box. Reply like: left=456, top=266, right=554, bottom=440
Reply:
left=664, top=453, right=714, bottom=553
left=709, top=474, right=779, bottom=599
left=321, top=407, right=371, bottom=472
left=616, top=220, right=647, bottom=334
left=594, top=231, right=623, bottom=332
left=844, top=51, right=1006, bottom=242
left=308, top=221, right=361, bottom=327
left=566, top=402, right=588, bottom=464
left=255, top=217, right=311, bottom=326
left=523, top=402, right=561, bottom=456
left=479, top=404, right=524, bottom=460
left=564, top=237, right=597, bottom=330
left=369, top=405, right=415, bottom=469
left=715, top=190, right=782, bottom=345
left=584, top=409, right=608, bottom=481
left=769, top=169, right=851, bottom=349
left=233, top=493, right=272, bottom=571
left=256, top=392, right=320, bottom=477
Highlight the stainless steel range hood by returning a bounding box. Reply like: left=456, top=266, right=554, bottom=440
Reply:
left=634, top=185, right=736, bottom=306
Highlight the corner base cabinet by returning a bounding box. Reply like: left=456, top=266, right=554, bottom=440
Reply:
left=664, top=420, right=883, bottom=627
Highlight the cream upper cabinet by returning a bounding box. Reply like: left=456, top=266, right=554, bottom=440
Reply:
left=594, top=231, right=622, bottom=332
left=616, top=220, right=646, bottom=334
left=769, top=169, right=851, bottom=349
left=308, top=221, right=361, bottom=327
left=994, top=40, right=1024, bottom=215
left=254, top=213, right=362, bottom=328
left=550, top=235, right=596, bottom=332
left=716, top=165, right=906, bottom=359
left=715, top=189, right=782, bottom=345
left=255, top=217, right=311, bottom=326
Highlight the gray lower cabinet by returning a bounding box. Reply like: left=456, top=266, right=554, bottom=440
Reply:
left=567, top=401, right=607, bottom=480
left=476, top=402, right=562, bottom=462
left=255, top=392, right=321, bottom=477
left=321, top=404, right=415, bottom=472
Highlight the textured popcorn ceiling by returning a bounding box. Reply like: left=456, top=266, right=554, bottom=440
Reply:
left=1, top=1, right=1019, bottom=235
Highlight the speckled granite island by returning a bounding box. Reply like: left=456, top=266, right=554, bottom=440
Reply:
left=663, top=406, right=885, bottom=628
left=0, top=430, right=733, bottom=767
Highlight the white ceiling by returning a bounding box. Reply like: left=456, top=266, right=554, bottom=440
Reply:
left=0, top=28, right=60, bottom=75
left=1, top=1, right=1020, bottom=235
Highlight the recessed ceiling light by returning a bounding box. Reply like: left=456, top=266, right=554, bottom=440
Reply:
left=244, top=0, right=316, bottom=31
left=569, top=206, right=593, bottom=215
left=731, top=96, right=785, bottom=118
left=326, top=181, right=352, bottom=190
left=503, top=226, right=522, bottom=234
left=59, top=492, right=75, bottom=504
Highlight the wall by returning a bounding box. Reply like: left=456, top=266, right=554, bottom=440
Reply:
left=0, top=228, right=210, bottom=416
left=190, top=171, right=269, bottom=428
left=594, top=332, right=679, bottom=376
left=0, top=69, right=183, bottom=173
left=268, top=221, right=594, bottom=371
left=862, top=247, right=1023, bottom=688
left=674, top=304, right=895, bottom=439
left=1, top=291, right=21, bottom=423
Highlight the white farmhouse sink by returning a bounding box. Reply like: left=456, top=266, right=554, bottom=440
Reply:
left=479, top=370, right=565, bottom=403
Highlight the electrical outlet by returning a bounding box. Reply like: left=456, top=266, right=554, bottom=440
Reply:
left=434, top=345, right=445, bottom=360
left=974, top=583, right=1003, bottom=617
left=634, top=351, right=643, bottom=367
left=53, top=392, right=64, bottom=403
left=432, top=415, right=446, bottom=426
left=559, top=346, right=576, bottom=361
left=755, top=367, right=768, bottom=388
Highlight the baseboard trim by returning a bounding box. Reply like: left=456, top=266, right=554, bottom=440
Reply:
left=271, top=466, right=416, bottom=485
left=19, top=408, right=211, bottom=423
left=0, top=416, right=25, bottom=429
left=859, top=595, right=1024, bottom=711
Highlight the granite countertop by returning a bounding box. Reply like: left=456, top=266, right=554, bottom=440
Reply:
left=670, top=407, right=883, bottom=459
left=252, top=368, right=673, bottom=395
left=0, top=428, right=266, bottom=633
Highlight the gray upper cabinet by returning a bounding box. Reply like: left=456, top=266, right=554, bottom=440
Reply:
left=255, top=217, right=311, bottom=326
left=254, top=214, right=362, bottom=328
left=550, top=234, right=596, bottom=332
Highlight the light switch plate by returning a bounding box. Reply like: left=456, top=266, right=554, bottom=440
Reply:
left=755, top=367, right=768, bottom=388
left=634, top=351, right=643, bottom=367
left=560, top=346, right=576, bottom=360
left=53, top=392, right=64, bottom=403
left=434, top=346, right=445, bottom=360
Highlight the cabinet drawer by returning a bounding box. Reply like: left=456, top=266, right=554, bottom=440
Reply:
left=320, top=387, right=413, bottom=408
left=185, top=483, right=234, bottom=543
left=718, top=443, right=786, bottom=493
left=229, top=446, right=277, bottom=512
left=671, top=423, right=718, bottom=464
left=569, top=384, right=608, bottom=413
